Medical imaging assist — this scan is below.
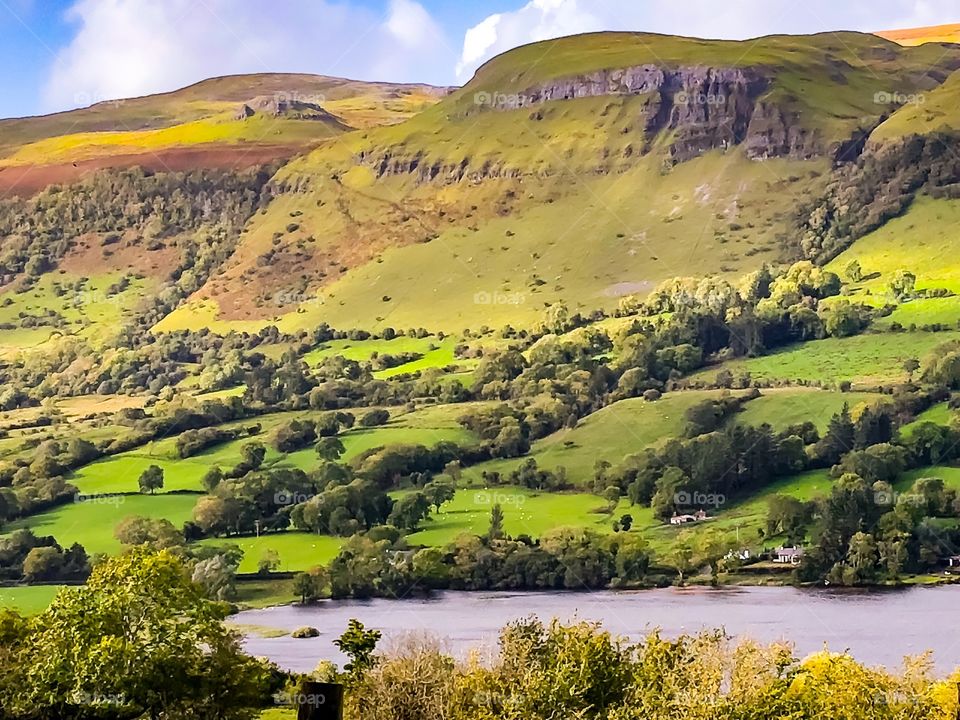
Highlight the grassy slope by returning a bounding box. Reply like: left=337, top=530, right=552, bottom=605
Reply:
left=198, top=533, right=343, bottom=574
left=470, top=390, right=734, bottom=485
left=163, top=150, right=821, bottom=333
left=731, top=389, right=881, bottom=432
left=872, top=70, right=960, bottom=140
left=461, top=31, right=954, bottom=141
left=71, top=403, right=483, bottom=494
left=0, top=73, right=447, bottom=162
left=6, top=494, right=200, bottom=556
left=0, top=271, right=156, bottom=351
left=690, top=331, right=960, bottom=387
left=827, top=196, right=960, bottom=327
left=404, top=486, right=635, bottom=547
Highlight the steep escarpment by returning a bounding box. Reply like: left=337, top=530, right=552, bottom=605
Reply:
left=471, top=65, right=793, bottom=162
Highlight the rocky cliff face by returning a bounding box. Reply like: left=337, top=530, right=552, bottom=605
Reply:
left=481, top=64, right=827, bottom=162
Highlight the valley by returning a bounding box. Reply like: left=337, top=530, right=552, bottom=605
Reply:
left=3, top=16, right=960, bottom=718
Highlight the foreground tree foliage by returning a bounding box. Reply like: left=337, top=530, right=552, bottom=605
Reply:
left=344, top=617, right=960, bottom=720
left=0, top=549, right=277, bottom=719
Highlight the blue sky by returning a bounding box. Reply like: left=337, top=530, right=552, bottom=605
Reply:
left=1, top=0, right=958, bottom=120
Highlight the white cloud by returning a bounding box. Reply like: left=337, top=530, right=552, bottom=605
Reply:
left=455, top=0, right=960, bottom=81
left=43, top=0, right=454, bottom=112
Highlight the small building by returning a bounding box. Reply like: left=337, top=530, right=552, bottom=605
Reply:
left=669, top=510, right=709, bottom=526
left=725, top=549, right=751, bottom=561
left=947, top=555, right=960, bottom=568
left=773, top=546, right=804, bottom=565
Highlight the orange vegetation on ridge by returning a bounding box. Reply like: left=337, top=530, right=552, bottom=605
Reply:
left=877, top=23, right=960, bottom=46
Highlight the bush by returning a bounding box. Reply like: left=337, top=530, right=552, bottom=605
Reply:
left=360, top=409, right=390, bottom=427
left=291, top=626, right=320, bottom=639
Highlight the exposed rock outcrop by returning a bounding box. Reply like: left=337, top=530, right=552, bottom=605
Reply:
left=234, top=95, right=348, bottom=127
left=475, top=64, right=829, bottom=161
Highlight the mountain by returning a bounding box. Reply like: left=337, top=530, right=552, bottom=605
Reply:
left=154, top=31, right=960, bottom=333
left=2, top=30, right=960, bottom=344
left=0, top=73, right=449, bottom=197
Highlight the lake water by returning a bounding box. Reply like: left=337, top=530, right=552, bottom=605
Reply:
left=234, top=585, right=960, bottom=674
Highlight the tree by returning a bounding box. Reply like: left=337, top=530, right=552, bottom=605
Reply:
left=619, top=514, right=633, bottom=532
left=257, top=549, right=280, bottom=575
left=487, top=503, right=506, bottom=541
left=890, top=269, right=916, bottom=300
left=388, top=492, right=431, bottom=532
left=316, top=436, right=346, bottom=462
left=293, top=568, right=327, bottom=604
left=903, top=358, right=920, bottom=381
left=22, top=546, right=63, bottom=582
left=603, top=485, right=621, bottom=510
left=815, top=404, right=855, bottom=465
left=424, top=479, right=455, bottom=512
left=2, top=549, right=272, bottom=718
left=138, top=464, right=164, bottom=494
left=238, top=441, right=266, bottom=473
left=334, top=619, right=381, bottom=680
left=191, top=554, right=238, bottom=601
left=845, top=259, right=863, bottom=283
left=114, top=516, right=183, bottom=549
left=443, top=460, right=462, bottom=481
left=202, top=465, right=224, bottom=493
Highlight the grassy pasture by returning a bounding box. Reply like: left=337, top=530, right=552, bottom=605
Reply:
left=6, top=494, right=200, bottom=557
left=403, top=486, right=635, bottom=547
left=730, top=389, right=881, bottom=432
left=828, top=197, right=960, bottom=325
left=690, top=332, right=960, bottom=387
left=469, top=390, right=735, bottom=486
left=70, top=403, right=483, bottom=494
left=198, top=533, right=343, bottom=574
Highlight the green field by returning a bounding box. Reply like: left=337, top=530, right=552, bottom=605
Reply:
left=304, top=335, right=468, bottom=379
left=640, top=469, right=833, bottom=554
left=6, top=494, right=200, bottom=556
left=691, top=332, right=960, bottom=387
left=199, top=533, right=343, bottom=574
left=0, top=271, right=155, bottom=351
left=404, top=486, right=639, bottom=547
left=828, top=197, right=960, bottom=328
left=0, top=585, right=62, bottom=614
left=900, top=403, right=954, bottom=437
left=71, top=403, right=482, bottom=494
left=469, top=390, right=735, bottom=485
left=730, top=389, right=880, bottom=432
